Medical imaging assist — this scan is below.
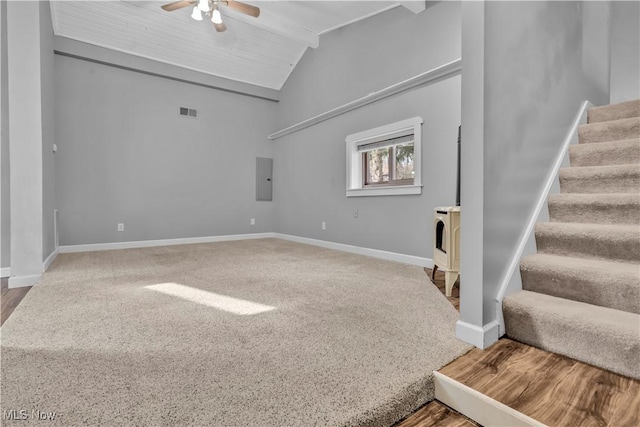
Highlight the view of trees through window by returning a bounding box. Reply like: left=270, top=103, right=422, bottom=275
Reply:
left=364, top=142, right=414, bottom=185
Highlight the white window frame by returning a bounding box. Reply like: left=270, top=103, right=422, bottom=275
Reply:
left=345, top=116, right=423, bottom=197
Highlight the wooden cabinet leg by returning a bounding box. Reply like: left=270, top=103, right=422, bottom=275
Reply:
left=444, top=271, right=459, bottom=297
left=431, top=264, right=438, bottom=282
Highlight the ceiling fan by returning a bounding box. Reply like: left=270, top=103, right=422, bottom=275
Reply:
left=161, top=0, right=260, bottom=32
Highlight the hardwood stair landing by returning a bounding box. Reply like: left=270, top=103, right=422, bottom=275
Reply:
left=436, top=339, right=640, bottom=427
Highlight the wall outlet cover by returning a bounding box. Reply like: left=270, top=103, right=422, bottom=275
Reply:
left=117, top=223, right=124, bottom=232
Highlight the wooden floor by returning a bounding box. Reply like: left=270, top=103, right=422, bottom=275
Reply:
left=0, top=277, right=31, bottom=326
left=440, top=338, right=640, bottom=427
left=396, top=401, right=478, bottom=427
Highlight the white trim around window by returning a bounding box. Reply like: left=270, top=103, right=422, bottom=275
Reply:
left=345, top=116, right=423, bottom=197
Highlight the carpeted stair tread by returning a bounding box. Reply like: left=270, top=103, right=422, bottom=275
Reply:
left=570, top=138, right=640, bottom=167
left=520, top=254, right=640, bottom=313
left=505, top=99, right=640, bottom=383
left=548, top=193, right=640, bottom=224
left=535, top=222, right=640, bottom=263
left=588, top=99, right=640, bottom=123
left=559, top=164, right=640, bottom=193
left=503, top=290, right=640, bottom=380
left=578, top=116, right=640, bottom=144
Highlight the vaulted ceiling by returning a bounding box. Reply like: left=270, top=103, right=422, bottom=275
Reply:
left=50, top=1, right=426, bottom=90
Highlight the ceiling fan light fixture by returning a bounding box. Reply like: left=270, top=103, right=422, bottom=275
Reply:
left=197, top=0, right=210, bottom=13
left=211, top=8, right=223, bottom=24
left=190, top=6, right=203, bottom=21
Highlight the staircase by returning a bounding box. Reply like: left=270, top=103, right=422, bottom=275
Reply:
left=504, top=99, right=640, bottom=380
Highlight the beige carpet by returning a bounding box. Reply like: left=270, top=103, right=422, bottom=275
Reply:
left=0, top=238, right=470, bottom=426
left=504, top=99, right=640, bottom=380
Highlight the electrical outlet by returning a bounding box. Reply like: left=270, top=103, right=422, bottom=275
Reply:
left=117, top=223, right=124, bottom=232
left=353, top=209, right=359, bottom=218
left=321, top=221, right=326, bottom=230
left=250, top=218, right=256, bottom=226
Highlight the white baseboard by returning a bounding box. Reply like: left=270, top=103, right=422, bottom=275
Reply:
left=8, top=274, right=41, bottom=288
left=1, top=267, right=10, bottom=278
left=57, top=232, right=431, bottom=269
left=434, top=371, right=546, bottom=427
left=58, top=232, right=277, bottom=253
left=43, top=249, right=59, bottom=272
left=455, top=319, right=500, bottom=349
left=273, top=233, right=433, bottom=268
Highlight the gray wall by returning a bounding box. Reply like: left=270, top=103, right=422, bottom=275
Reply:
left=40, top=0, right=56, bottom=261
left=460, top=1, right=611, bottom=332
left=273, top=2, right=461, bottom=258
left=55, top=53, right=277, bottom=245
left=277, top=3, right=461, bottom=131
left=610, top=1, right=640, bottom=103
left=0, top=1, right=9, bottom=271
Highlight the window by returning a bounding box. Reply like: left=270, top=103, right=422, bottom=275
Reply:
left=361, top=135, right=415, bottom=186
left=346, top=117, right=422, bottom=197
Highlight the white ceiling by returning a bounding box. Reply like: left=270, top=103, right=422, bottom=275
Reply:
left=50, top=1, right=424, bottom=90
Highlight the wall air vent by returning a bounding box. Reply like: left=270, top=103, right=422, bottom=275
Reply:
left=179, top=107, right=198, bottom=118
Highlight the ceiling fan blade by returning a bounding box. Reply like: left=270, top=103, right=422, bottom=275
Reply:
left=161, top=0, right=194, bottom=12
left=213, top=21, right=227, bottom=32
left=224, top=0, right=260, bottom=18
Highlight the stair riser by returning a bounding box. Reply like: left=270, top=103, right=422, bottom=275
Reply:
left=569, top=140, right=640, bottom=167
left=588, top=100, right=640, bottom=123
left=520, top=267, right=640, bottom=314
left=559, top=175, right=640, bottom=194
left=548, top=201, right=640, bottom=224
left=504, top=303, right=640, bottom=380
left=578, top=118, right=640, bottom=144
left=535, top=231, right=640, bottom=263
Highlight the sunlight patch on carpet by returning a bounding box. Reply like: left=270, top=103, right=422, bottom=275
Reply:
left=144, top=283, right=276, bottom=315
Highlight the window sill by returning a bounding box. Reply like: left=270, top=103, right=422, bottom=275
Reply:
left=346, top=185, right=422, bottom=198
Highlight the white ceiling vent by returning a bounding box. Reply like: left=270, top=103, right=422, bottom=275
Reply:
left=179, top=107, right=197, bottom=118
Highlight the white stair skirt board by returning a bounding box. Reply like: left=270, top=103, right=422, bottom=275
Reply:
left=0, top=267, right=10, bottom=278
left=455, top=319, right=500, bottom=350
left=8, top=274, right=41, bottom=289
left=273, top=233, right=433, bottom=268
left=494, top=100, right=592, bottom=336
left=434, top=371, right=547, bottom=427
